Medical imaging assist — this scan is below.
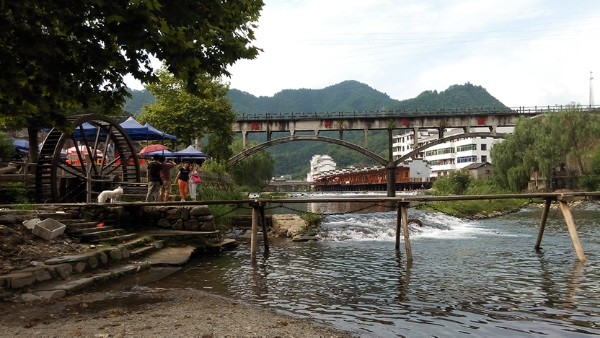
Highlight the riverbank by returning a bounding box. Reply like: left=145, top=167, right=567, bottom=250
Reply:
left=0, top=287, right=356, bottom=337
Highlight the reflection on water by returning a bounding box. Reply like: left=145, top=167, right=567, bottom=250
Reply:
left=152, top=200, right=600, bottom=337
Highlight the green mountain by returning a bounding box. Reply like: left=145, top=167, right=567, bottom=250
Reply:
left=123, top=88, right=155, bottom=115
left=228, top=81, right=506, bottom=114
left=124, top=81, right=507, bottom=178
left=229, top=80, right=398, bottom=114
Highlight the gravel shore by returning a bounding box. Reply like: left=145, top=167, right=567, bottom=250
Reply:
left=0, top=287, right=357, bottom=337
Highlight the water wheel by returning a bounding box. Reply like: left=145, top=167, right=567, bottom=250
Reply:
left=35, top=114, right=141, bottom=203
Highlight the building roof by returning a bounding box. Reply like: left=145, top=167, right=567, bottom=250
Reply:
left=461, top=162, right=492, bottom=171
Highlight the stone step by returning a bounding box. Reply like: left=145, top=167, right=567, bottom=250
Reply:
left=63, top=220, right=99, bottom=229
left=69, top=226, right=116, bottom=235
left=143, top=246, right=196, bottom=266
left=1, top=237, right=161, bottom=293
left=79, top=229, right=126, bottom=242
left=88, top=233, right=139, bottom=244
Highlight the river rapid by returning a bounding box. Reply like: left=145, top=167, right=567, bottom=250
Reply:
left=152, top=193, right=600, bottom=337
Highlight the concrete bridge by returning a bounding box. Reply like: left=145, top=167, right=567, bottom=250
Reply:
left=230, top=105, right=600, bottom=196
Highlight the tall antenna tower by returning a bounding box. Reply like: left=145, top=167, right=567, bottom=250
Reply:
left=591, top=71, right=595, bottom=107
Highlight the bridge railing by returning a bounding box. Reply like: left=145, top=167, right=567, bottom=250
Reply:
left=237, top=105, right=600, bottom=121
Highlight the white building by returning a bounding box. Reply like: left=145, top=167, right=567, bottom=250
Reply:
left=392, top=127, right=512, bottom=178
left=306, top=155, right=337, bottom=182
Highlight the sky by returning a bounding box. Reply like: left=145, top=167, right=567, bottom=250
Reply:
left=222, top=0, right=600, bottom=108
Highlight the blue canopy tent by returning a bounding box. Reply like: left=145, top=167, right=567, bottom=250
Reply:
left=70, top=117, right=176, bottom=142
left=173, top=145, right=208, bottom=163
left=71, top=122, right=104, bottom=141
left=119, top=117, right=150, bottom=141
left=145, top=123, right=177, bottom=140
left=12, top=139, right=29, bottom=155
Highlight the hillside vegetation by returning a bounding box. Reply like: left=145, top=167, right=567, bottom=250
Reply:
left=124, top=81, right=507, bottom=178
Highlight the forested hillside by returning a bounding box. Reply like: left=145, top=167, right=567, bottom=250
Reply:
left=124, top=81, right=507, bottom=178
left=123, top=89, right=155, bottom=115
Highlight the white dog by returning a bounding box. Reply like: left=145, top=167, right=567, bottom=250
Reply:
left=97, top=186, right=123, bottom=203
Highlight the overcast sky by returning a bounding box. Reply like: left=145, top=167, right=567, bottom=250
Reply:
left=223, top=0, right=600, bottom=108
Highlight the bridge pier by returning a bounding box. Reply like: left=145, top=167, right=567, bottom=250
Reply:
left=558, top=199, right=586, bottom=262
left=536, top=197, right=585, bottom=262
left=396, top=202, right=412, bottom=262
left=250, top=200, right=269, bottom=261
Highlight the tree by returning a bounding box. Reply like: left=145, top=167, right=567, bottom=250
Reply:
left=492, top=107, right=600, bottom=192
left=0, top=132, right=16, bottom=163
left=431, top=170, right=471, bottom=195
left=139, top=69, right=236, bottom=161
left=0, top=0, right=263, bottom=162
left=229, top=140, right=274, bottom=191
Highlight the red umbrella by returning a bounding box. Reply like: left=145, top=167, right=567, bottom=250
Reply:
left=139, top=144, right=169, bottom=154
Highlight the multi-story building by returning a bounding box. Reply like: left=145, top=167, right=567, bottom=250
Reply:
left=306, top=154, right=337, bottom=182
left=392, top=127, right=512, bottom=178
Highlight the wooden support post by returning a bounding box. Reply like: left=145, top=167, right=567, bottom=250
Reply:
left=259, top=204, right=269, bottom=254
left=400, top=202, right=412, bottom=262
left=558, top=200, right=586, bottom=262
left=395, top=203, right=401, bottom=250
left=535, top=198, right=552, bottom=252
left=250, top=202, right=259, bottom=261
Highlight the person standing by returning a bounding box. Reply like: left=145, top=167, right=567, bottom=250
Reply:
left=189, top=163, right=201, bottom=201
left=106, top=141, right=115, bottom=162
left=159, top=156, right=177, bottom=202
left=145, top=155, right=163, bottom=202
left=176, top=162, right=191, bottom=201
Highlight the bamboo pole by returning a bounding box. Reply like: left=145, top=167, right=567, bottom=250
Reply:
left=558, top=200, right=586, bottom=262
left=400, top=202, right=412, bottom=262
left=535, top=198, right=552, bottom=252
left=250, top=202, right=259, bottom=261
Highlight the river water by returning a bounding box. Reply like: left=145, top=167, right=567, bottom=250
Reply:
left=152, top=193, right=600, bottom=337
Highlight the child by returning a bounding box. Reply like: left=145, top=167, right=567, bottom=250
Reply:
left=189, top=163, right=201, bottom=201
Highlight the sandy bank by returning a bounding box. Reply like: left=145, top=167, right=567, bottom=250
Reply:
left=0, top=288, right=357, bottom=337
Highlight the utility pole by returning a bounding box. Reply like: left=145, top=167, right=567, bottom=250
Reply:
left=590, top=71, right=594, bottom=108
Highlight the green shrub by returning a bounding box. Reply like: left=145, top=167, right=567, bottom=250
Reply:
left=299, top=211, right=323, bottom=236
left=199, top=185, right=245, bottom=231
left=0, top=182, right=30, bottom=204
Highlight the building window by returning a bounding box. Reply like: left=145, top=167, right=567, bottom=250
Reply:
left=457, top=155, right=477, bottom=163
left=457, top=144, right=477, bottom=152
left=481, top=144, right=487, bottom=151
left=481, top=155, right=487, bottom=162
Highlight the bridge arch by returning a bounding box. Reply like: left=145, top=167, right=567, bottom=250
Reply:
left=227, top=135, right=388, bottom=167
left=394, top=132, right=508, bottom=166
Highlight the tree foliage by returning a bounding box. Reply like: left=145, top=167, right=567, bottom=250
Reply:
left=139, top=70, right=237, bottom=161
left=431, top=171, right=472, bottom=195
left=491, top=107, right=600, bottom=191
left=229, top=140, right=274, bottom=191
left=0, top=132, right=16, bottom=163
left=0, top=0, right=263, bottom=161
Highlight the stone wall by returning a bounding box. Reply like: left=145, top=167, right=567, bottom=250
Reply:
left=32, top=204, right=216, bottom=232
left=138, top=206, right=216, bottom=231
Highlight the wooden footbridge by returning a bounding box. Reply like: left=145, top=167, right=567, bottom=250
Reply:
left=240, top=191, right=599, bottom=263
left=1, top=191, right=596, bottom=265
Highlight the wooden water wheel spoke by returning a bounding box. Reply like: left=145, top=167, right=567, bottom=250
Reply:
left=56, top=158, right=87, bottom=178
left=36, top=114, right=141, bottom=203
